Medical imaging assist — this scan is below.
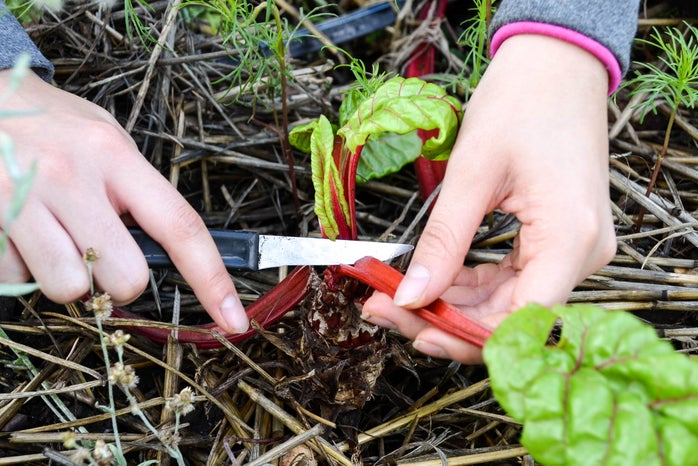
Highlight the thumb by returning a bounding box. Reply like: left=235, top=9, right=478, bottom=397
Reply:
left=394, top=167, right=495, bottom=309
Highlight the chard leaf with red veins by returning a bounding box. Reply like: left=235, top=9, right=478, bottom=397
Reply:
left=483, top=303, right=698, bottom=466
left=339, top=76, right=462, bottom=161
left=288, top=75, right=463, bottom=239
left=357, top=131, right=423, bottom=182
left=309, top=115, right=352, bottom=240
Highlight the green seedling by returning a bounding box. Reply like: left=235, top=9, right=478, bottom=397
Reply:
left=180, top=0, right=329, bottom=218
left=624, top=22, right=698, bottom=227
left=123, top=0, right=158, bottom=47
left=456, top=0, right=495, bottom=93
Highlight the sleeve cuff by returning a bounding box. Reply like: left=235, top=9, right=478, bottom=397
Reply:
left=491, top=21, right=622, bottom=95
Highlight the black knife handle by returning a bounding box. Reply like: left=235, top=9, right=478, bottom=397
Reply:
left=129, top=228, right=260, bottom=271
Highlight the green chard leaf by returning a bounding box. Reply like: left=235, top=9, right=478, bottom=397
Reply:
left=288, top=119, right=317, bottom=154
left=357, top=131, right=422, bottom=182
left=338, top=87, right=365, bottom=127
left=338, top=76, right=462, bottom=160
left=292, top=75, right=463, bottom=239
left=483, top=303, right=698, bottom=466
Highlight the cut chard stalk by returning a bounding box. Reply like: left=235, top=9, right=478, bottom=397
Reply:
left=335, top=257, right=492, bottom=348
left=109, top=266, right=312, bottom=349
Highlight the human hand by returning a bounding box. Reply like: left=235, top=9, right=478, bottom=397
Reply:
left=0, top=70, right=248, bottom=333
left=362, top=35, right=617, bottom=363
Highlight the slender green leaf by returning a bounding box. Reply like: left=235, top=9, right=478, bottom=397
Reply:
left=626, top=22, right=698, bottom=121
left=484, top=304, right=698, bottom=466
left=0, top=282, right=40, bottom=296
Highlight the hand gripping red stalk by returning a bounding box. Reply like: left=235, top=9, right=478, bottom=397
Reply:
left=335, top=257, right=492, bottom=348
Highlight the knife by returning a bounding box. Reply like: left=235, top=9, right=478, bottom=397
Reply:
left=130, top=228, right=413, bottom=271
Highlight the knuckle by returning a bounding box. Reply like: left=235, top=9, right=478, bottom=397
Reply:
left=202, top=268, right=234, bottom=298
left=566, top=207, right=616, bottom=271
left=166, top=201, right=207, bottom=243
left=104, top=268, right=149, bottom=305
left=44, top=276, right=91, bottom=304
left=0, top=244, right=31, bottom=283
left=85, top=118, right=125, bottom=144
left=596, top=225, right=617, bottom=265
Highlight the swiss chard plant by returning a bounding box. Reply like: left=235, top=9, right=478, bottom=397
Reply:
left=289, top=75, right=462, bottom=240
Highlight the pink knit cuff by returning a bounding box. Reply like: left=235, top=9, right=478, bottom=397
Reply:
left=491, top=21, right=622, bottom=95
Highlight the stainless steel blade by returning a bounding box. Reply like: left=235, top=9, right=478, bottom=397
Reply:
left=257, top=236, right=413, bottom=269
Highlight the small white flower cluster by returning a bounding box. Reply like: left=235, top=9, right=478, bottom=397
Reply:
left=166, top=387, right=196, bottom=416
left=61, top=432, right=114, bottom=465
left=84, top=292, right=113, bottom=319
left=108, top=362, right=139, bottom=389
left=103, top=329, right=130, bottom=348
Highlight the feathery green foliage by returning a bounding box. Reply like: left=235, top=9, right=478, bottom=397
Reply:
left=627, top=22, right=698, bottom=121
left=181, top=0, right=327, bottom=105
left=457, top=0, right=496, bottom=93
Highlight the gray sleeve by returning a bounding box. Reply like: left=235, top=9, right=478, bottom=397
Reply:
left=0, top=2, right=54, bottom=81
left=490, top=0, right=641, bottom=75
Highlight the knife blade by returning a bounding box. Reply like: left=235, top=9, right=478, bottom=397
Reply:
left=129, top=228, right=413, bottom=271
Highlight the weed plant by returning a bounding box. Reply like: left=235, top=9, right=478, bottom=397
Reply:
left=624, top=22, right=698, bottom=225
left=123, top=0, right=158, bottom=47
left=5, top=0, right=61, bottom=22
left=456, top=0, right=495, bottom=95
left=181, top=0, right=315, bottom=107
left=79, top=252, right=197, bottom=465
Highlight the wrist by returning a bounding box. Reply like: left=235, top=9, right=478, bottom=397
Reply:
left=486, top=33, right=609, bottom=102
left=491, top=22, right=620, bottom=95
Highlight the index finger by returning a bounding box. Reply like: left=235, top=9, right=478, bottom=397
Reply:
left=113, top=158, right=249, bottom=334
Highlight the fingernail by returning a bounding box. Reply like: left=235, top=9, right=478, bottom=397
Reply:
left=393, top=264, right=431, bottom=306
left=360, top=313, right=397, bottom=329
left=221, top=294, right=249, bottom=333
left=413, top=339, right=447, bottom=359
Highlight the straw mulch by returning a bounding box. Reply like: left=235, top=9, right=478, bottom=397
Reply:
left=1, top=1, right=697, bottom=464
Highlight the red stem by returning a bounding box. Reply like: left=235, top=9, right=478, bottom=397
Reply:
left=406, top=0, right=449, bottom=202
left=109, top=266, right=312, bottom=349
left=334, top=257, right=492, bottom=348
